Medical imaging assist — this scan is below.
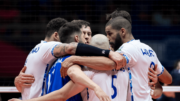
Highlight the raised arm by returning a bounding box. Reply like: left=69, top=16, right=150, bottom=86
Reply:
left=53, top=43, right=123, bottom=69
left=53, top=42, right=78, bottom=57
left=53, top=42, right=110, bottom=58
left=62, top=56, right=116, bottom=71
left=60, top=51, right=126, bottom=77
left=14, top=66, right=35, bottom=92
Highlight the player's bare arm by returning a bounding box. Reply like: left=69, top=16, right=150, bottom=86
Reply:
left=53, top=42, right=78, bottom=57
left=60, top=51, right=126, bottom=77
left=14, top=66, right=35, bottom=92
left=9, top=80, right=110, bottom=101
left=53, top=42, right=122, bottom=66
left=9, top=81, right=83, bottom=101
left=66, top=65, right=101, bottom=90
left=150, top=82, right=163, bottom=99
left=148, top=64, right=162, bottom=99
left=163, top=84, right=175, bottom=98
left=66, top=65, right=111, bottom=101
left=158, top=68, right=172, bottom=84
left=61, top=56, right=116, bottom=71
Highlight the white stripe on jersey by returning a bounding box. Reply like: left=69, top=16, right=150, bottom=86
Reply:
left=81, top=68, right=129, bottom=101
left=22, top=41, right=61, bottom=100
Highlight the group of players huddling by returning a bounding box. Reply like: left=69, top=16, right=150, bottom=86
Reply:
left=9, top=9, right=172, bottom=101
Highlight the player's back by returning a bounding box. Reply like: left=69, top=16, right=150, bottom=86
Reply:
left=42, top=55, right=83, bottom=101
left=81, top=67, right=129, bottom=101
left=117, top=40, right=164, bottom=101
left=22, top=41, right=61, bottom=100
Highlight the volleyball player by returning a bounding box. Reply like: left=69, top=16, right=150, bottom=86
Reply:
left=9, top=22, right=114, bottom=101
left=41, top=20, right=95, bottom=101
left=9, top=32, right=161, bottom=101
left=104, top=16, right=172, bottom=101
left=14, top=17, right=124, bottom=100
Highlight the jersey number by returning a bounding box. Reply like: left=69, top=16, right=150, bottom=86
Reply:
left=150, top=62, right=155, bottom=69
left=111, top=75, right=117, bottom=99
left=149, top=62, right=155, bottom=82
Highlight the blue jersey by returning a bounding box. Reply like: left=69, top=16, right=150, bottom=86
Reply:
left=41, top=55, right=82, bottom=101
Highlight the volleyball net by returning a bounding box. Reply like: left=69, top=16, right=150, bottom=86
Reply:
left=0, top=86, right=180, bottom=93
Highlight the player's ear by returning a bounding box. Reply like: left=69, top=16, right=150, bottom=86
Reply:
left=53, top=32, right=60, bottom=41
left=74, top=35, right=79, bottom=42
left=120, top=28, right=126, bottom=38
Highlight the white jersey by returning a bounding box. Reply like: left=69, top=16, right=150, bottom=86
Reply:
left=116, top=39, right=164, bottom=101
left=22, top=40, right=61, bottom=100
left=81, top=67, right=129, bottom=101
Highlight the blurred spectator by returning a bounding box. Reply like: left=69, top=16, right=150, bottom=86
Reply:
left=152, top=11, right=172, bottom=26
left=157, top=60, right=180, bottom=101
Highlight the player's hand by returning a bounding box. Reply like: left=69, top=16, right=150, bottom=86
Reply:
left=150, top=90, right=155, bottom=97
left=94, top=86, right=111, bottom=101
left=8, top=98, right=22, bottom=101
left=15, top=66, right=35, bottom=88
left=148, top=64, right=158, bottom=90
left=109, top=51, right=126, bottom=70
left=60, top=56, right=75, bottom=78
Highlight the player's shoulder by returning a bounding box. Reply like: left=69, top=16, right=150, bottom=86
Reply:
left=39, top=41, right=62, bottom=51
left=41, top=41, right=62, bottom=46
left=139, top=41, right=153, bottom=49
left=47, top=41, right=62, bottom=44
left=117, top=40, right=138, bottom=52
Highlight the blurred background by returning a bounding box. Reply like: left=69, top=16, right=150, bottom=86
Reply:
left=0, top=0, right=180, bottom=101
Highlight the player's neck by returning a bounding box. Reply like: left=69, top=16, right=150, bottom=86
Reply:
left=124, top=34, right=134, bottom=43
left=44, top=37, right=52, bottom=42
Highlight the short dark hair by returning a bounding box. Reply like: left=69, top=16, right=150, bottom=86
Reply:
left=106, top=16, right=132, bottom=34
left=58, top=22, right=81, bottom=43
left=71, top=20, right=90, bottom=28
left=174, top=60, right=180, bottom=69
left=46, top=18, right=68, bottom=38
left=106, top=8, right=132, bottom=24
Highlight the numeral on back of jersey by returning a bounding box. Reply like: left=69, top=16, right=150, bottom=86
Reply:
left=149, top=62, right=155, bottom=82
left=111, top=75, right=117, bottom=99
left=150, top=61, right=155, bottom=69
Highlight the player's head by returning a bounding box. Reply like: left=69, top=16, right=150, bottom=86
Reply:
left=45, top=17, right=68, bottom=42
left=71, top=20, right=92, bottom=44
left=90, top=34, right=110, bottom=50
left=105, top=16, right=132, bottom=51
left=174, top=60, right=180, bottom=69
left=58, top=22, right=83, bottom=43
left=106, top=8, right=132, bottom=24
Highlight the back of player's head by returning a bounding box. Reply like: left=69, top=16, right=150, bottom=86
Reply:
left=106, top=8, right=132, bottom=24
left=106, top=16, right=132, bottom=34
left=46, top=17, right=68, bottom=38
left=90, top=34, right=110, bottom=50
left=174, top=59, right=180, bottom=69
left=71, top=20, right=90, bottom=28
left=58, top=22, right=81, bottom=43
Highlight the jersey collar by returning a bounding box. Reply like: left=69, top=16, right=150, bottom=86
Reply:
left=127, top=39, right=135, bottom=43
left=41, top=40, right=47, bottom=43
